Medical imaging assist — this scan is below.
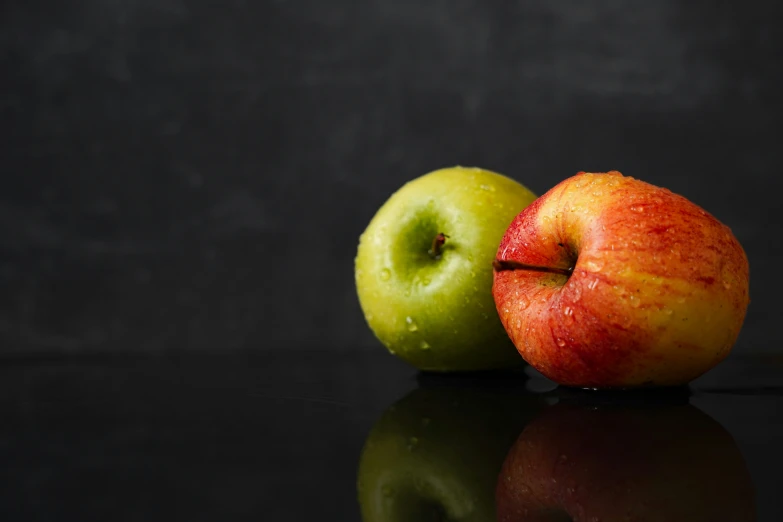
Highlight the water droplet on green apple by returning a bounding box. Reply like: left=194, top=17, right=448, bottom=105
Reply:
left=557, top=338, right=566, bottom=347
left=366, top=313, right=374, bottom=321
left=470, top=270, right=476, bottom=278
left=380, top=269, right=391, bottom=281
left=479, top=183, right=495, bottom=191
left=420, top=340, right=431, bottom=350
left=422, top=277, right=431, bottom=286
left=405, top=316, right=418, bottom=331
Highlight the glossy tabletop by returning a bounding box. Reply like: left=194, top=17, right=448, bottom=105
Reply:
left=0, top=350, right=781, bottom=521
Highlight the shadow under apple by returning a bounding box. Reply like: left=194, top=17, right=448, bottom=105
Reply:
left=357, top=377, right=547, bottom=522
left=496, top=399, right=756, bottom=522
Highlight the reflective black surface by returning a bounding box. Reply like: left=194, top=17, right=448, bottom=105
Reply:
left=0, top=351, right=781, bottom=521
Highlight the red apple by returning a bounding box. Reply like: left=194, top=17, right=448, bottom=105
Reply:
left=492, top=171, right=750, bottom=388
left=496, top=401, right=755, bottom=522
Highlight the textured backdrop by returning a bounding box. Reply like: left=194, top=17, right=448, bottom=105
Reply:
left=1, top=0, right=781, bottom=355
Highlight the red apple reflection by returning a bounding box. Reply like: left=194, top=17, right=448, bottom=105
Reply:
left=496, top=400, right=755, bottom=522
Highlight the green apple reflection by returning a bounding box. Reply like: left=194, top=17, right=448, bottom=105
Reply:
left=496, top=400, right=756, bottom=522
left=357, top=377, right=546, bottom=522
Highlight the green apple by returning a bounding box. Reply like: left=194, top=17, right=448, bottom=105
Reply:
left=357, top=381, right=544, bottom=522
left=355, top=166, right=537, bottom=371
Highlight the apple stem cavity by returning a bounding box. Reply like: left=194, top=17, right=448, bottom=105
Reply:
left=428, top=233, right=449, bottom=260
left=492, top=259, right=574, bottom=277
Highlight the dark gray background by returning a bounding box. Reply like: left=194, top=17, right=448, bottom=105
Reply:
left=1, top=0, right=781, bottom=356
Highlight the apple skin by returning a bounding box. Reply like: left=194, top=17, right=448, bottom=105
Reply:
left=496, top=401, right=755, bottom=522
left=357, top=382, right=545, bottom=522
left=492, top=171, right=750, bottom=388
left=356, top=166, right=537, bottom=371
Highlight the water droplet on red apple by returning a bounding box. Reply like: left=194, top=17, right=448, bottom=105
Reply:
left=557, top=338, right=566, bottom=347
left=584, top=259, right=603, bottom=272
left=629, top=295, right=641, bottom=308
left=587, top=278, right=599, bottom=290
left=677, top=297, right=686, bottom=304
left=564, top=307, right=574, bottom=317
left=380, top=269, right=391, bottom=281
left=663, top=307, right=673, bottom=315
left=406, top=316, right=418, bottom=331
left=723, top=280, right=732, bottom=290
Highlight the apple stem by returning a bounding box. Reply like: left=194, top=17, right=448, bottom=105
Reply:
left=492, top=259, right=574, bottom=277
left=429, top=233, right=449, bottom=259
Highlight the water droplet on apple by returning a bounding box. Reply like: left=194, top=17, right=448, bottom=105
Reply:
left=406, top=316, right=418, bottom=331
left=366, top=313, right=374, bottom=321
left=380, top=269, right=391, bottom=281
left=404, top=289, right=411, bottom=297
left=593, top=190, right=603, bottom=197
left=663, top=307, right=673, bottom=315
left=470, top=270, right=476, bottom=278
left=556, top=212, right=563, bottom=219
left=584, top=259, right=604, bottom=272
left=518, top=294, right=530, bottom=309
left=422, top=277, right=431, bottom=286
left=629, top=295, right=641, bottom=308
left=557, top=338, right=566, bottom=347
left=587, top=278, right=599, bottom=290
left=420, top=341, right=431, bottom=350
left=479, top=183, right=496, bottom=191
left=677, top=297, right=686, bottom=304
left=723, top=280, right=732, bottom=290
left=563, top=307, right=574, bottom=318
